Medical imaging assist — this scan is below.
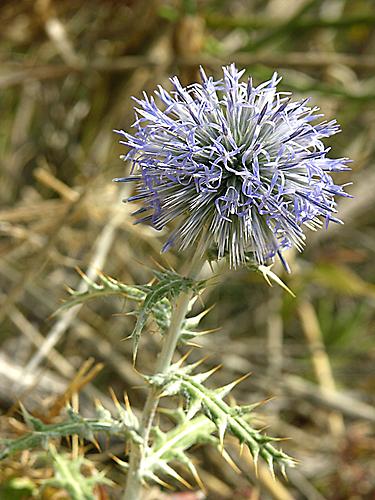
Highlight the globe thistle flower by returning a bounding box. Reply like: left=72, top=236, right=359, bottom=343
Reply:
left=115, top=64, right=351, bottom=269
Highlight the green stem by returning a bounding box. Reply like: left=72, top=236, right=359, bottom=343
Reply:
left=123, top=248, right=204, bottom=499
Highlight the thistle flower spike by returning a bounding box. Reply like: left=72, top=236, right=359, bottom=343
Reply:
left=115, top=64, right=350, bottom=269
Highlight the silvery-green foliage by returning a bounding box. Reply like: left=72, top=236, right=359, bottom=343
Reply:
left=147, top=360, right=296, bottom=476
left=0, top=404, right=141, bottom=460
left=2, top=401, right=226, bottom=490
left=52, top=269, right=295, bottom=482
left=58, top=270, right=207, bottom=359
left=116, top=410, right=217, bottom=488
left=58, top=270, right=146, bottom=309
left=1, top=272, right=296, bottom=491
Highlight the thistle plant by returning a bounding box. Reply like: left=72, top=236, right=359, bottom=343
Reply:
left=0, top=65, right=350, bottom=499
left=113, top=64, right=350, bottom=498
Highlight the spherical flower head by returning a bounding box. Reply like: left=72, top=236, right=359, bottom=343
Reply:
left=115, top=64, right=351, bottom=269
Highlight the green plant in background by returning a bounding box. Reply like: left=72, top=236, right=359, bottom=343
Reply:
left=0, top=64, right=350, bottom=499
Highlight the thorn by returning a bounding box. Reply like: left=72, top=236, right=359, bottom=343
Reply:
left=149, top=473, right=174, bottom=490
left=94, top=398, right=102, bottom=408
left=271, top=436, right=292, bottom=443
left=110, top=453, right=128, bottom=468
left=187, top=461, right=206, bottom=493
left=281, top=463, right=288, bottom=481
left=233, top=371, right=252, bottom=385
left=239, top=442, right=244, bottom=457
left=238, top=396, right=275, bottom=414
left=185, top=341, right=202, bottom=348
left=163, top=463, right=193, bottom=489
left=190, top=354, right=212, bottom=368
left=258, top=264, right=296, bottom=297
left=123, top=392, right=134, bottom=417
left=267, top=456, right=275, bottom=480
left=132, top=347, right=138, bottom=367
left=263, top=272, right=272, bottom=287
left=193, top=303, right=216, bottom=322
left=181, top=355, right=211, bottom=374
left=253, top=448, right=259, bottom=478
left=174, top=349, right=193, bottom=369
left=221, top=448, right=241, bottom=474
left=216, top=372, right=252, bottom=398
left=91, top=435, right=101, bottom=452
left=195, top=327, right=221, bottom=336
left=193, top=364, right=222, bottom=383
left=260, top=395, right=276, bottom=405
left=121, top=333, right=133, bottom=341
left=257, top=425, right=270, bottom=434
left=109, top=387, right=122, bottom=411
left=75, top=266, right=88, bottom=280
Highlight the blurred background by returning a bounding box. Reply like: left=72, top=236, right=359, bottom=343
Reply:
left=0, top=0, right=374, bottom=498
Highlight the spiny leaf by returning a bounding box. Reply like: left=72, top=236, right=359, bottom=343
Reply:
left=56, top=270, right=146, bottom=314
left=111, top=406, right=217, bottom=489
left=57, top=269, right=208, bottom=363
left=0, top=404, right=141, bottom=460
left=142, top=415, right=216, bottom=488
left=147, top=364, right=296, bottom=475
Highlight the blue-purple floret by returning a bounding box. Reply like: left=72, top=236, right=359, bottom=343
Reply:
left=115, top=64, right=351, bottom=268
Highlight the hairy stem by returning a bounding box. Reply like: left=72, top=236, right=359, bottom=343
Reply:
left=123, top=248, right=204, bottom=499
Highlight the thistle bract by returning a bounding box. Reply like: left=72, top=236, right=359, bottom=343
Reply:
left=115, top=64, right=350, bottom=268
